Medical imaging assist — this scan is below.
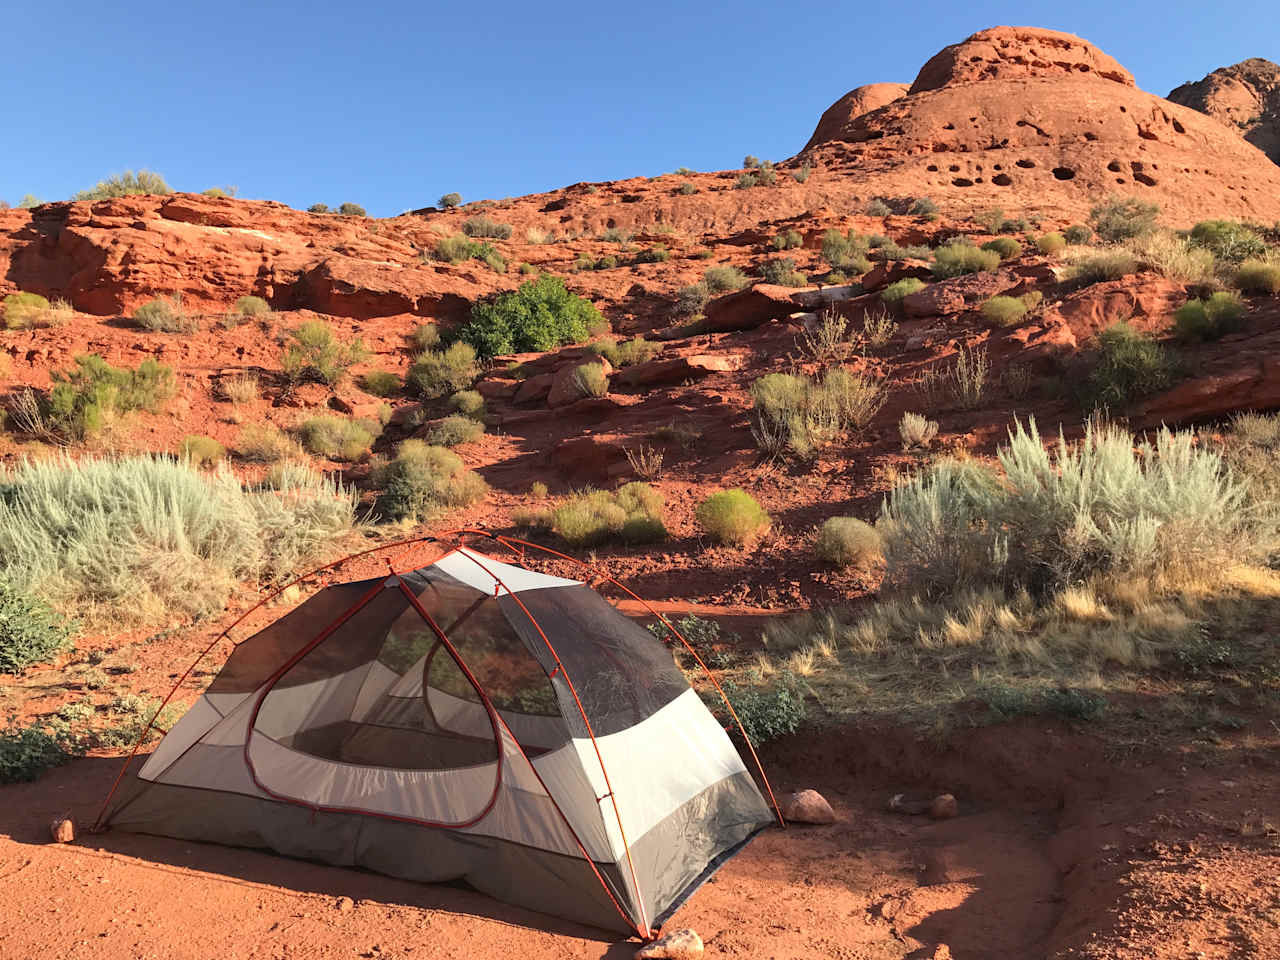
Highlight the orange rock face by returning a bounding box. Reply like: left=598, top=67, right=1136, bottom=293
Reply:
left=1168, top=58, right=1280, bottom=166
left=803, top=82, right=909, bottom=152
left=909, top=26, right=1134, bottom=93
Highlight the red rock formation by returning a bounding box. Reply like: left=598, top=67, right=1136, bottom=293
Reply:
left=909, top=26, right=1134, bottom=93
left=803, top=83, right=909, bottom=152
left=1168, top=58, right=1280, bottom=165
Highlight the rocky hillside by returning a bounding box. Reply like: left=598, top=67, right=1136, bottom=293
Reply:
left=1168, top=57, right=1280, bottom=166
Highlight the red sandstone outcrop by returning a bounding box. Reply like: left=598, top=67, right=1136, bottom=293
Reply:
left=803, top=83, right=909, bottom=152
left=909, top=26, right=1134, bottom=93
left=1168, top=58, right=1280, bottom=165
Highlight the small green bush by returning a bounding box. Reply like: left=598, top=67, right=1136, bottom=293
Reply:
left=881, top=277, right=925, bottom=306
left=793, top=163, right=811, bottom=183
left=237, top=423, right=302, bottom=462
left=3, top=292, right=50, bottom=329
left=735, top=173, right=758, bottom=190
left=865, top=198, right=892, bottom=216
left=438, top=192, right=462, bottom=210
left=407, top=341, right=478, bottom=399
left=1036, top=232, right=1067, bottom=255
left=771, top=229, right=803, bottom=251
left=717, top=672, right=806, bottom=747
left=179, top=435, right=227, bottom=468
left=134, top=295, right=196, bottom=333
left=981, top=295, right=1028, bottom=327
left=234, top=295, right=270, bottom=317
left=932, top=241, right=1001, bottom=278
left=572, top=363, right=609, bottom=398
left=590, top=337, right=660, bottom=367
left=1090, top=196, right=1159, bottom=243
left=1174, top=292, right=1246, bottom=342
left=1235, top=260, right=1280, bottom=294
left=429, top=414, right=484, bottom=447
left=548, top=483, right=667, bottom=546
left=0, top=721, right=77, bottom=784
left=1066, top=251, right=1137, bottom=286
left=461, top=275, right=604, bottom=359
left=981, top=237, right=1022, bottom=260
left=703, top=265, right=749, bottom=293
left=42, top=354, right=175, bottom=439
left=1080, top=322, right=1175, bottom=411
left=676, top=283, right=710, bottom=315
left=696, top=489, right=770, bottom=546
left=337, top=202, right=367, bottom=217
left=73, top=169, right=170, bottom=201
left=448, top=389, right=485, bottom=419
left=599, top=227, right=631, bottom=243
left=759, top=257, right=807, bottom=287
left=0, top=581, right=75, bottom=674
left=374, top=440, right=487, bottom=522
left=281, top=321, right=368, bottom=386
left=411, top=323, right=441, bottom=351
left=1063, top=224, right=1093, bottom=245
left=1189, top=220, right=1266, bottom=263
left=298, top=416, right=378, bottom=461
left=743, top=155, right=761, bottom=169
left=755, top=162, right=777, bottom=186
left=462, top=215, right=512, bottom=239
left=910, top=197, right=939, bottom=216
left=751, top=369, right=884, bottom=459
left=635, top=245, right=670, bottom=263
left=361, top=370, right=402, bottom=397
left=821, top=229, right=872, bottom=273
left=479, top=245, right=506, bottom=273
left=815, top=517, right=883, bottom=569
left=307, top=203, right=330, bottom=213
left=434, top=233, right=480, bottom=263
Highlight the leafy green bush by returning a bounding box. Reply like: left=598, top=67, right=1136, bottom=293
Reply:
left=981, top=295, right=1029, bottom=327
left=1063, top=224, right=1093, bottom=245
left=815, top=517, right=882, bottom=569
left=281, top=321, right=368, bottom=386
left=234, top=295, right=271, bottom=317
left=717, top=672, right=805, bottom=746
left=1174, top=291, right=1245, bottom=342
left=881, top=277, right=925, bottom=306
left=434, top=233, right=481, bottom=263
left=337, top=202, right=367, bottom=217
left=0, top=721, right=77, bottom=784
left=448, top=389, right=485, bottom=419
left=41, top=354, right=175, bottom=439
left=704, top=265, right=749, bottom=293
left=1066, top=251, right=1137, bottom=286
left=758, top=257, right=806, bottom=287
left=73, top=169, right=170, bottom=201
left=1080, top=322, right=1175, bottom=411
left=298, top=415, right=378, bottom=461
left=461, top=276, right=604, bottom=359
left=0, top=455, right=356, bottom=621
left=179, top=434, right=227, bottom=468
left=361, top=370, right=401, bottom=397
left=133, top=295, right=196, bottom=333
left=429, top=414, right=484, bottom=447
left=1089, top=196, right=1159, bottom=243
left=865, top=198, right=892, bottom=216
left=461, top=215, right=512, bottom=239
left=1235, top=260, right=1280, bottom=294
left=1188, top=220, right=1266, bottom=263
left=771, top=229, right=803, bottom=251
left=3, top=292, right=50, bottom=329
left=438, top=192, right=462, bottom=209
left=696, top=489, right=770, bottom=545
left=1036, top=232, right=1067, bottom=255
left=932, top=240, right=1001, bottom=278
left=0, top=581, right=75, bottom=674
left=545, top=483, right=668, bottom=546
left=647, top=614, right=737, bottom=658
left=374, top=440, right=487, bottom=521
left=981, top=237, right=1022, bottom=260
left=910, top=197, right=939, bottom=216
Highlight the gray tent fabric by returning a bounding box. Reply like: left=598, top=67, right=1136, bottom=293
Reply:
left=104, top=547, right=775, bottom=935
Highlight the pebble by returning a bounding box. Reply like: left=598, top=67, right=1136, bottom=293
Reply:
left=636, top=928, right=703, bottom=959
left=779, top=789, right=836, bottom=825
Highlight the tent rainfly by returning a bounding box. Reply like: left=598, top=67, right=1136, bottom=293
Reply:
left=98, top=542, right=779, bottom=937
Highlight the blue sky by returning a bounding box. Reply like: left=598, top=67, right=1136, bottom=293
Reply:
left=3, top=1, right=1273, bottom=216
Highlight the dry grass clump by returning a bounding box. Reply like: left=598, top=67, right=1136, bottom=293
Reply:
left=234, top=295, right=271, bottom=318
left=1174, top=292, right=1245, bottom=342
left=2, top=293, right=73, bottom=330
left=133, top=295, right=198, bottom=333
left=178, top=435, right=226, bottom=468
left=374, top=440, right=487, bottom=522
left=589, top=337, right=661, bottom=367
left=236, top=423, right=304, bottom=462
left=572, top=363, right=609, bottom=398
left=1036, top=232, right=1067, bottom=255
left=297, top=415, right=380, bottom=461
left=407, top=342, right=478, bottom=399
left=448, top=389, right=485, bottom=419
left=1064, top=250, right=1138, bottom=286
left=221, top=374, right=260, bottom=404
left=917, top=344, right=989, bottom=411
left=361, top=370, right=401, bottom=397
left=899, top=412, right=938, bottom=450
left=814, top=517, right=882, bottom=569
left=1235, top=260, right=1280, bottom=295
left=751, top=369, right=885, bottom=460
left=703, top=265, right=749, bottom=293
left=428, top=414, right=484, bottom=447
left=696, top=489, right=770, bottom=546
left=282, top=320, right=368, bottom=386
left=931, top=240, right=1001, bottom=278
left=519, top=483, right=667, bottom=546
left=1125, top=231, right=1217, bottom=286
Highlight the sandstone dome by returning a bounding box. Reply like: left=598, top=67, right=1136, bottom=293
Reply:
left=1168, top=58, right=1280, bottom=166
left=803, top=83, right=909, bottom=152
left=799, top=27, right=1280, bottom=224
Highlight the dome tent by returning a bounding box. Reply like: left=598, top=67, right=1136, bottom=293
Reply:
left=96, top=536, right=780, bottom=937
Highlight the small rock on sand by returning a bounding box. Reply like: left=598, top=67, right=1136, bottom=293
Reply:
left=636, top=928, right=703, bottom=959
left=779, top=789, right=836, bottom=824
left=49, top=816, right=75, bottom=844
left=335, top=896, right=355, bottom=912
left=930, top=794, right=959, bottom=819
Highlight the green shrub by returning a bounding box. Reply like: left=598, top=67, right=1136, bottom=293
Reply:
left=758, top=257, right=806, bottom=287
left=881, top=277, right=925, bottom=305
left=411, top=323, right=441, bottom=351
left=529, top=481, right=550, bottom=499
left=771, top=229, right=803, bottom=251
left=590, top=337, right=660, bottom=367
left=735, top=173, right=758, bottom=189
left=879, top=242, right=934, bottom=261
left=932, top=241, right=1001, bottom=278
left=1080, top=322, right=1175, bottom=411
left=3, top=292, right=50, bottom=329
left=678, top=182, right=698, bottom=195
left=234, top=295, right=271, bottom=317
left=696, top=489, right=770, bottom=545
left=1174, top=292, right=1245, bottom=342
left=179, top=434, right=226, bottom=468
left=676, top=283, right=710, bottom=316
left=461, top=276, right=604, bottom=359
left=0, top=581, right=75, bottom=674
left=865, top=198, right=892, bottom=216
left=281, top=321, right=368, bottom=386
left=337, top=202, right=366, bottom=217
left=981, top=295, right=1028, bottom=327
left=878, top=417, right=1249, bottom=598
left=1188, top=220, right=1266, bottom=263
left=307, top=203, right=330, bottom=213
left=1235, top=260, right=1280, bottom=294
left=1090, top=196, right=1159, bottom=243
left=434, top=233, right=481, bottom=263
left=407, top=341, right=478, bottom=398
left=981, top=237, right=1022, bottom=260
left=815, top=517, right=882, bottom=569
left=438, top=192, right=462, bottom=209
left=547, top=483, right=667, bottom=546
left=462, top=215, right=512, bottom=239
left=73, top=169, right=170, bottom=201
left=1063, top=224, right=1093, bottom=245
left=635, top=245, right=670, bottom=263
left=981, top=684, right=1107, bottom=722
left=743, top=155, right=761, bottom=169
left=133, top=295, right=196, bottom=333
left=910, top=197, right=939, bottom=216
left=479, top=245, right=506, bottom=273
left=647, top=614, right=736, bottom=657
left=717, top=672, right=805, bottom=747
left=751, top=369, right=884, bottom=459
left=237, top=423, right=303, bottom=462
left=0, top=455, right=356, bottom=621
left=361, top=370, right=401, bottom=397
left=0, top=721, right=77, bottom=784
left=448, top=389, right=485, bottom=419
left=572, top=363, right=609, bottom=398
left=755, top=162, right=777, bottom=186
left=429, top=414, right=484, bottom=447
left=298, top=416, right=378, bottom=461
left=793, top=163, right=811, bottom=184
left=41, top=354, right=175, bottom=439
left=821, top=229, right=871, bottom=273
left=1066, top=251, right=1137, bottom=286
left=703, top=265, right=749, bottom=293
left=374, top=441, right=487, bottom=521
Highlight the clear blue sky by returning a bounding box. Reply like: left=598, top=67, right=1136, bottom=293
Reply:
left=3, top=1, right=1273, bottom=216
